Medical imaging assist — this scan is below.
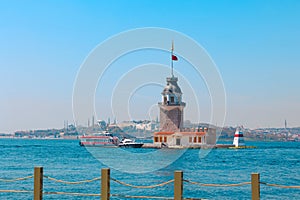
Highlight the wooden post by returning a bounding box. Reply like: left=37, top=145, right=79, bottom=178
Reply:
left=174, top=170, right=183, bottom=200
left=101, top=168, right=110, bottom=200
left=34, top=166, right=43, bottom=200
left=251, top=173, right=260, bottom=200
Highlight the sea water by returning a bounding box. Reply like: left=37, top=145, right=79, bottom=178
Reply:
left=0, top=139, right=299, bottom=199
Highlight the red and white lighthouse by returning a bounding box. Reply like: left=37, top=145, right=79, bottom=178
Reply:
left=233, top=128, right=245, bottom=147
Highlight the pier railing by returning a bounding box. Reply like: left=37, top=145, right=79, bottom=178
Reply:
left=0, top=167, right=299, bottom=199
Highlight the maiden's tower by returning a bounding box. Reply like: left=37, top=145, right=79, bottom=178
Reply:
left=153, top=43, right=216, bottom=148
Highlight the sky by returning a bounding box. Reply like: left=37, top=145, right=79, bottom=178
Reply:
left=0, top=0, right=299, bottom=133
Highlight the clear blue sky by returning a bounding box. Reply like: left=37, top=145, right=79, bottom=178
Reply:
left=0, top=0, right=299, bottom=132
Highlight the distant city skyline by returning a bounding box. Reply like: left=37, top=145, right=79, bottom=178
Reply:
left=1, top=1, right=300, bottom=133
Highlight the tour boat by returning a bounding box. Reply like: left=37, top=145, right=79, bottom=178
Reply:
left=79, top=132, right=119, bottom=147
left=118, top=138, right=144, bottom=148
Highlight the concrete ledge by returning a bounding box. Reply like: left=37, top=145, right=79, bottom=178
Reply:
left=140, top=143, right=252, bottom=149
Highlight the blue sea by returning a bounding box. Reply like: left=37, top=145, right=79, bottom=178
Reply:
left=0, top=139, right=299, bottom=199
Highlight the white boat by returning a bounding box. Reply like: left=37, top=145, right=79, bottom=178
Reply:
left=79, top=132, right=119, bottom=147
left=118, top=138, right=144, bottom=148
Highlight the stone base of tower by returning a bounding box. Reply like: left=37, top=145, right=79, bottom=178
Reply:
left=159, top=104, right=185, bottom=132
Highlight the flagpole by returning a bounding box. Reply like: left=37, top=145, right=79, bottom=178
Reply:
left=171, top=41, right=174, bottom=77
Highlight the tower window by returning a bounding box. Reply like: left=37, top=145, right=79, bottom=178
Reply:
left=170, top=96, right=174, bottom=103
left=163, top=97, right=167, bottom=104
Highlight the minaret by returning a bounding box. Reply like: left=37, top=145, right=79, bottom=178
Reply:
left=158, top=42, right=186, bottom=132
left=92, top=115, right=95, bottom=128
left=285, top=119, right=287, bottom=129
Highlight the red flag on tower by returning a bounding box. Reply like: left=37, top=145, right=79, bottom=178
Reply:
left=172, top=55, right=178, bottom=61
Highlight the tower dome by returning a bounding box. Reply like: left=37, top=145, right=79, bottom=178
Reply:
left=161, top=77, right=184, bottom=106
left=162, top=77, right=182, bottom=94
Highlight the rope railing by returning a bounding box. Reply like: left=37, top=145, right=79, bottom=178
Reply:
left=0, top=175, right=33, bottom=182
left=43, top=191, right=101, bottom=196
left=43, top=175, right=101, bottom=185
left=111, top=193, right=173, bottom=199
left=184, top=179, right=251, bottom=187
left=0, top=168, right=300, bottom=200
left=260, top=182, right=300, bottom=189
left=0, top=175, right=34, bottom=195
left=111, top=177, right=174, bottom=189
left=0, top=189, right=32, bottom=193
